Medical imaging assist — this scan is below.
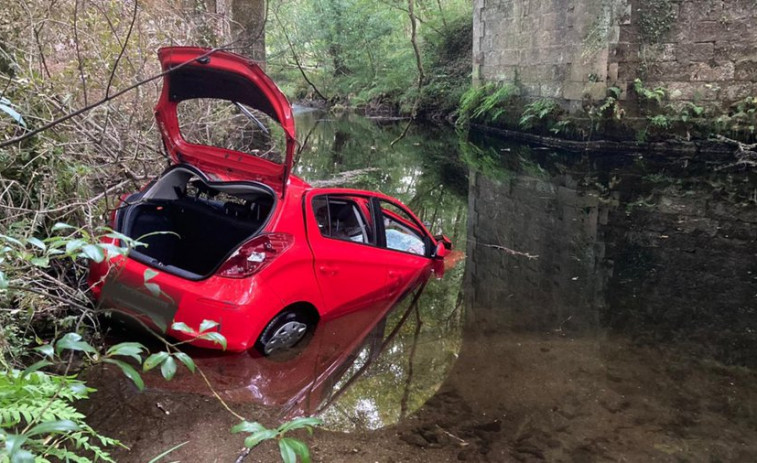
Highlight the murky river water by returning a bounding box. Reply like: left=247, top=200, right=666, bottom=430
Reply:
left=86, top=109, right=757, bottom=461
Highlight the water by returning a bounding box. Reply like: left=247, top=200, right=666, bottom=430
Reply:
left=88, top=110, right=757, bottom=461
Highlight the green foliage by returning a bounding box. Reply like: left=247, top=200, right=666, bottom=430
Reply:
left=0, top=356, right=119, bottom=462
left=587, top=86, right=626, bottom=131
left=519, top=98, right=561, bottom=131
left=416, top=15, right=474, bottom=116
left=456, top=83, right=520, bottom=127
left=232, top=417, right=322, bottom=463
left=648, top=114, right=671, bottom=129
left=715, top=96, right=757, bottom=141
left=679, top=102, right=706, bottom=123
left=633, top=79, right=667, bottom=106
left=267, top=0, right=471, bottom=113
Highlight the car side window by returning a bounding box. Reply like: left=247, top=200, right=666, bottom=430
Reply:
left=312, top=195, right=376, bottom=245
left=379, top=201, right=427, bottom=256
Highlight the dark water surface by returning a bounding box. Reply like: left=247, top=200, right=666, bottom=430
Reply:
left=90, top=109, right=757, bottom=461
left=289, top=109, right=757, bottom=459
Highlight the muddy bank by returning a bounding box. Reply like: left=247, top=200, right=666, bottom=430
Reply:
left=81, top=333, right=757, bottom=462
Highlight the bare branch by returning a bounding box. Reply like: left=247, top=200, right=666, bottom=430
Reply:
left=481, top=243, right=540, bottom=260
left=73, top=0, right=88, bottom=106
left=105, top=0, right=140, bottom=97
left=391, top=0, right=425, bottom=147
left=0, top=45, right=236, bottom=149
left=272, top=6, right=328, bottom=101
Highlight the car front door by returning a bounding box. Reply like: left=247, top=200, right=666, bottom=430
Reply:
left=372, top=198, right=435, bottom=299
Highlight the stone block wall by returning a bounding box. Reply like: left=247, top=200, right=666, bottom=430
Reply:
left=473, top=0, right=757, bottom=110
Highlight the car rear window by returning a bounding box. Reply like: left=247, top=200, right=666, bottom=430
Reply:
left=177, top=99, right=286, bottom=164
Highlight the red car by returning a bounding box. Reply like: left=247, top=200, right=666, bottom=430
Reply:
left=89, top=47, right=451, bottom=356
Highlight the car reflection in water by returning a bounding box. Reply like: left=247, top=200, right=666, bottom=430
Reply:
left=141, top=256, right=462, bottom=426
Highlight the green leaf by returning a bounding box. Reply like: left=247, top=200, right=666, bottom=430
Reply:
left=103, top=358, right=144, bottom=391
left=106, top=342, right=146, bottom=363
left=0, top=270, right=7, bottom=289
left=55, top=333, right=97, bottom=355
left=281, top=438, right=311, bottom=463
left=144, top=282, right=161, bottom=297
left=10, top=448, right=34, bottom=463
left=144, top=351, right=170, bottom=371
left=170, top=322, right=195, bottom=334
left=199, top=319, right=218, bottom=333
left=231, top=421, right=267, bottom=434
left=21, top=360, right=53, bottom=377
left=65, top=239, right=87, bottom=255
left=101, top=242, right=129, bottom=257
left=199, top=332, right=227, bottom=350
left=277, top=417, right=323, bottom=434
left=160, top=356, right=177, bottom=380
left=30, top=257, right=49, bottom=267
left=143, top=268, right=159, bottom=282
left=81, top=244, right=105, bottom=263
left=147, top=441, right=189, bottom=463
left=278, top=439, right=296, bottom=463
left=0, top=97, right=27, bottom=128
left=243, top=429, right=277, bottom=449
left=27, top=420, right=80, bottom=436
left=34, top=344, right=54, bottom=358
left=0, top=234, right=23, bottom=246
left=25, top=237, right=46, bottom=251
left=173, top=352, right=195, bottom=373
left=4, top=434, right=29, bottom=459
left=51, top=222, right=76, bottom=231
left=104, top=231, right=132, bottom=242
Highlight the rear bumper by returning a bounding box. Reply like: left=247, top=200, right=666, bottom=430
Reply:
left=89, top=252, right=283, bottom=352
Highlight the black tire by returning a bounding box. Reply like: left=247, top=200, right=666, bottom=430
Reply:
left=254, top=309, right=315, bottom=357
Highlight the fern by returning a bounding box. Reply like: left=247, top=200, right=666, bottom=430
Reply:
left=633, top=78, right=667, bottom=105
left=0, top=370, right=119, bottom=462
left=457, top=82, right=520, bottom=127
left=519, top=99, right=560, bottom=130
left=472, top=83, right=519, bottom=121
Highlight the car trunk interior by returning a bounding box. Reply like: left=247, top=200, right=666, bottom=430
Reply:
left=119, top=166, right=275, bottom=278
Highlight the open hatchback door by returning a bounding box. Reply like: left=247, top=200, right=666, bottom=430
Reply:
left=155, top=46, right=296, bottom=196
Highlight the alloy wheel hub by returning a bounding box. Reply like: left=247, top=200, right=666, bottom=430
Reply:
left=264, top=321, right=308, bottom=355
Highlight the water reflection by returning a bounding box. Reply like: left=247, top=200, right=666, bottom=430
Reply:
left=446, top=132, right=757, bottom=460
left=143, top=273, right=463, bottom=430
left=462, top=132, right=757, bottom=366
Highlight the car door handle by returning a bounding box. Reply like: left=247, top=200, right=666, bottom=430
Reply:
left=318, top=265, right=338, bottom=276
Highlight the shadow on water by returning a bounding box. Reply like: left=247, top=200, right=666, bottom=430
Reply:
left=436, top=130, right=757, bottom=461
left=462, top=131, right=757, bottom=365
left=86, top=111, right=757, bottom=461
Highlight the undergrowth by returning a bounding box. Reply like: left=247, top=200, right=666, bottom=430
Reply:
left=1, top=1, right=322, bottom=461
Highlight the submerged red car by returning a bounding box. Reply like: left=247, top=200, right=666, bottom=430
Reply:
left=89, top=47, right=451, bottom=356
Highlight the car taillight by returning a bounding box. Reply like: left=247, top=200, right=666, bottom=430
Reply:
left=217, top=233, right=294, bottom=278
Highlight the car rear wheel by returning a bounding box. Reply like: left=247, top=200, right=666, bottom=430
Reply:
left=255, top=309, right=315, bottom=356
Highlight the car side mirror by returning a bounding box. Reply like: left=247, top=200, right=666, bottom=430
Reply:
left=435, top=241, right=448, bottom=259
left=434, top=234, right=452, bottom=250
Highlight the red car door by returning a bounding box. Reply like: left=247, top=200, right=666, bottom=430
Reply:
left=373, top=198, right=434, bottom=299
left=304, top=191, right=393, bottom=318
